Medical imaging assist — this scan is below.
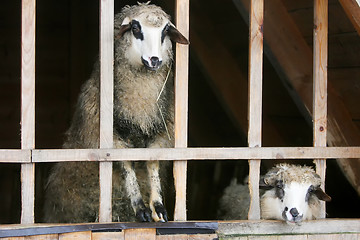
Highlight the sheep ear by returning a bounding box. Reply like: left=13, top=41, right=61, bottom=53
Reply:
left=116, top=17, right=131, bottom=39
left=259, top=177, right=273, bottom=190
left=313, top=187, right=332, bottom=202
left=168, top=25, right=189, bottom=45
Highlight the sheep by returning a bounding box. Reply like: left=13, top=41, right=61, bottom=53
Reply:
left=218, top=164, right=331, bottom=223
left=43, top=2, right=189, bottom=223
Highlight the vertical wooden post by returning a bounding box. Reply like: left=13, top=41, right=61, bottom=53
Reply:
left=313, top=0, right=328, bottom=219
left=21, top=0, right=36, bottom=224
left=99, top=0, right=114, bottom=223
left=174, top=0, right=189, bottom=221
left=247, top=0, right=264, bottom=220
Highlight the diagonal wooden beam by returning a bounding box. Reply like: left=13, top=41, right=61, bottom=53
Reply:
left=234, top=0, right=360, bottom=195
left=339, top=0, right=360, bottom=36
left=189, top=3, right=286, bottom=148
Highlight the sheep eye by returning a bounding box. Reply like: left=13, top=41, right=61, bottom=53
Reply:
left=275, top=180, right=285, bottom=200
left=161, top=24, right=170, bottom=44
left=130, top=20, right=143, bottom=40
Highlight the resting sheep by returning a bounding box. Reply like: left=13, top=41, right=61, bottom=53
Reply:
left=219, top=164, right=331, bottom=223
left=44, top=2, right=189, bottom=223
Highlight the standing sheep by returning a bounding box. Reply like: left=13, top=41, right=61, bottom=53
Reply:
left=44, top=2, right=189, bottom=223
left=218, top=164, right=331, bottom=223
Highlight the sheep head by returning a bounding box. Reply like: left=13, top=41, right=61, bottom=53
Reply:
left=260, top=163, right=331, bottom=224
left=115, top=2, right=189, bottom=71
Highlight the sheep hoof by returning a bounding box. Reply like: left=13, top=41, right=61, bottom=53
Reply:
left=135, top=207, right=152, bottom=222
left=152, top=201, right=168, bottom=222
left=134, top=200, right=152, bottom=222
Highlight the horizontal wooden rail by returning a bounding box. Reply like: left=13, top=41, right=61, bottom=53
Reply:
left=29, top=147, right=360, bottom=162
left=0, top=150, right=31, bottom=163
left=218, top=219, right=360, bottom=236
left=3, top=147, right=360, bottom=163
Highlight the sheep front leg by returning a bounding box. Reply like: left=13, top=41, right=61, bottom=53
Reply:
left=122, top=161, right=152, bottom=222
left=147, top=160, right=168, bottom=222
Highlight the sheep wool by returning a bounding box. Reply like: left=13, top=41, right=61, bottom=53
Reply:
left=44, top=2, right=188, bottom=223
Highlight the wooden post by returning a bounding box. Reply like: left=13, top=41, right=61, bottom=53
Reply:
left=174, top=0, right=189, bottom=221
left=99, top=0, right=114, bottom=223
left=313, top=0, right=328, bottom=219
left=247, top=0, right=263, bottom=220
left=21, top=0, right=36, bottom=224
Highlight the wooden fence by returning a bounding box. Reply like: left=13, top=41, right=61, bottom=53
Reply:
left=0, top=0, right=359, bottom=239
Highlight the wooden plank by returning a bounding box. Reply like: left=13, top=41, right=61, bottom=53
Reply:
left=59, top=231, right=91, bottom=240
left=173, top=0, right=189, bottom=221
left=313, top=0, right=328, bottom=218
left=31, top=146, right=360, bottom=162
left=0, top=221, right=217, bottom=238
left=92, top=231, right=124, bottom=240
left=234, top=0, right=360, bottom=196
left=0, top=150, right=31, bottom=163
left=338, top=0, right=360, bottom=36
left=98, top=0, right=114, bottom=223
left=124, top=228, right=156, bottom=240
left=156, top=235, right=188, bottom=240
left=247, top=0, right=263, bottom=220
left=21, top=0, right=36, bottom=225
left=25, top=234, right=59, bottom=240
left=217, top=219, right=360, bottom=236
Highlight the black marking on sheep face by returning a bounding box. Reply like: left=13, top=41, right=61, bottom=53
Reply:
left=275, top=180, right=285, bottom=201
left=131, top=20, right=144, bottom=40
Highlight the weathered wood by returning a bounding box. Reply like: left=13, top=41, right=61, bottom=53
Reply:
left=92, top=231, right=124, bottom=240
left=234, top=0, right=360, bottom=196
left=31, top=147, right=360, bottom=162
left=173, top=0, right=189, bottom=221
left=0, top=221, right=218, bottom=238
left=25, top=234, right=58, bottom=240
left=124, top=228, right=156, bottom=240
left=338, top=0, right=360, bottom=36
left=59, top=231, right=91, bottom=240
left=247, top=0, right=263, bottom=220
left=21, top=0, right=36, bottom=225
left=0, top=150, right=31, bottom=163
left=313, top=0, right=328, bottom=218
left=98, top=0, right=114, bottom=223
left=217, top=219, right=360, bottom=236
left=156, top=235, right=188, bottom=240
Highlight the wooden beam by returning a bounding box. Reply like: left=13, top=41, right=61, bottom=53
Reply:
left=313, top=0, right=328, bottom=218
left=99, top=0, right=114, bottom=223
left=21, top=0, right=36, bottom=224
left=0, top=150, right=31, bottom=163
left=189, top=2, right=286, bottom=148
left=234, top=0, right=360, bottom=196
left=31, top=147, right=360, bottom=162
left=338, top=0, right=360, bottom=36
left=218, top=219, right=360, bottom=236
left=174, top=0, right=189, bottom=221
left=247, top=0, right=264, bottom=220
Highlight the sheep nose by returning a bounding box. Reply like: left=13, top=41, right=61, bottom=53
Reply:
left=290, top=208, right=299, bottom=217
left=150, top=56, right=162, bottom=68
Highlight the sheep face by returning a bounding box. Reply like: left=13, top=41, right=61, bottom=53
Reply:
left=260, top=164, right=331, bottom=224
left=116, top=7, right=189, bottom=71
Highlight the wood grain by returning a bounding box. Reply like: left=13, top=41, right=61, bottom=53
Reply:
left=21, top=0, right=36, bottom=224
left=0, top=150, right=31, bottom=163
left=174, top=0, right=189, bottom=221
left=31, top=147, right=360, bottom=162
left=99, top=0, right=114, bottom=223
left=124, top=228, right=156, bottom=240
left=234, top=0, right=360, bottom=196
left=338, top=0, right=360, bottom=36
left=313, top=0, right=328, bottom=218
left=247, top=0, right=263, bottom=220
